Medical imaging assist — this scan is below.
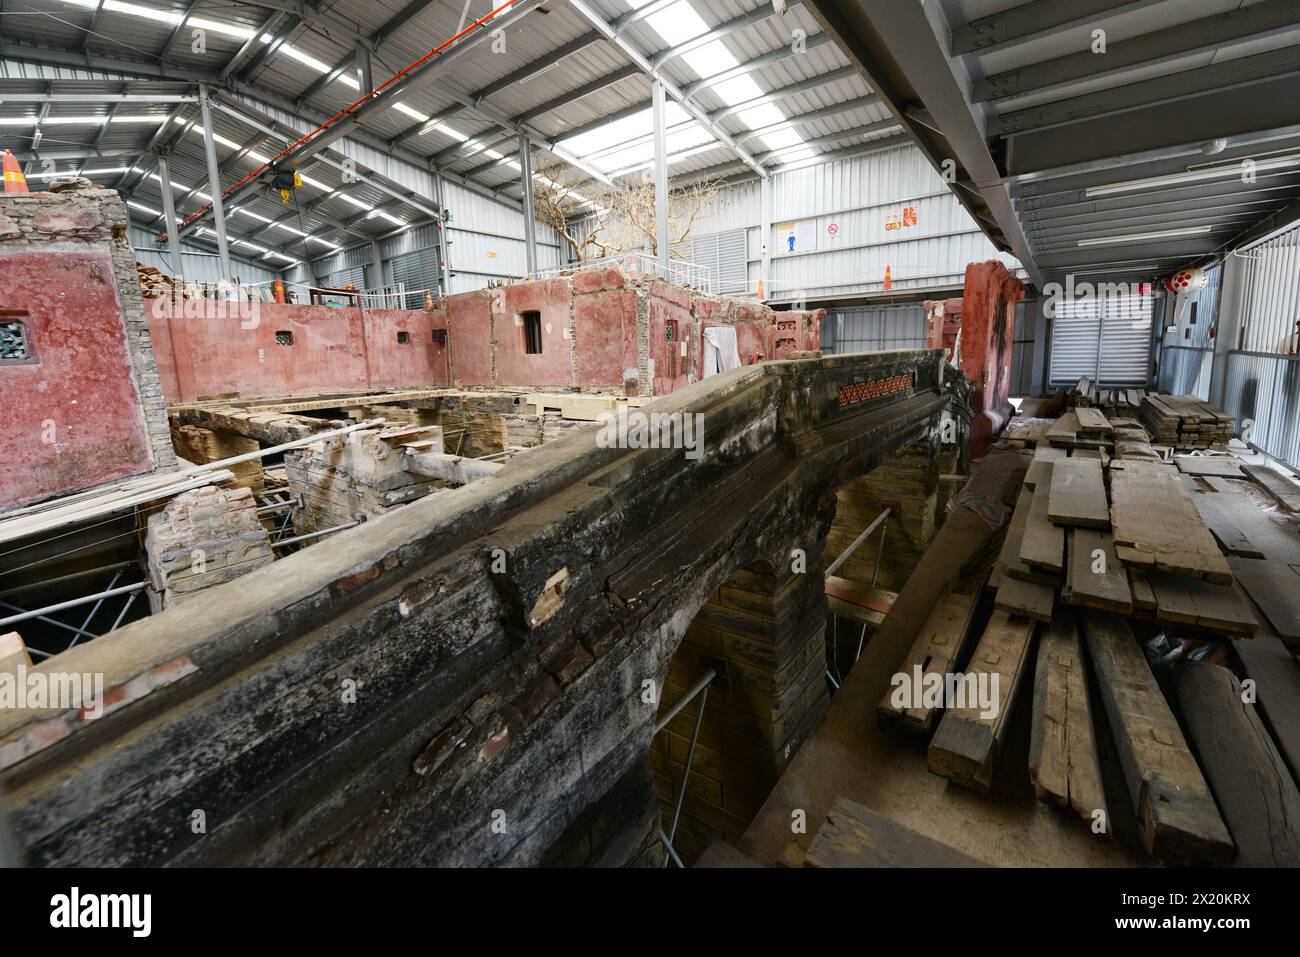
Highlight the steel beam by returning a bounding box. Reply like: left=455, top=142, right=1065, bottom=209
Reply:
left=221, top=12, right=284, bottom=79
left=156, top=153, right=185, bottom=283
left=973, top=0, right=1300, bottom=105
left=652, top=2, right=803, bottom=67
left=951, top=0, right=1168, bottom=58
left=653, top=79, right=670, bottom=267
left=1005, top=76, right=1300, bottom=177
left=234, top=0, right=377, bottom=52
left=809, top=0, right=1043, bottom=288
left=197, top=86, right=233, bottom=281
left=734, top=96, right=884, bottom=145
left=989, top=45, right=1300, bottom=137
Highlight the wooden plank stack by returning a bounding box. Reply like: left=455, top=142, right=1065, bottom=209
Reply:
left=1140, top=394, right=1235, bottom=450
left=870, top=400, right=1300, bottom=866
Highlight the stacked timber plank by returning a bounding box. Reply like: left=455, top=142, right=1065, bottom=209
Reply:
left=868, top=409, right=1300, bottom=866
left=1140, top=394, right=1234, bottom=450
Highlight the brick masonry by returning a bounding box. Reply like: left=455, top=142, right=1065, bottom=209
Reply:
left=653, top=550, right=831, bottom=864
left=0, top=181, right=174, bottom=472
left=284, top=426, right=448, bottom=533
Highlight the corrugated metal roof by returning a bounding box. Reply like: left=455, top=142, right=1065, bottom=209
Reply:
left=948, top=0, right=1300, bottom=284
left=1, top=0, right=884, bottom=202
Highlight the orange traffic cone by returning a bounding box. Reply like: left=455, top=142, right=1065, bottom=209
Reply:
left=883, top=264, right=892, bottom=291
left=2, top=150, right=28, bottom=194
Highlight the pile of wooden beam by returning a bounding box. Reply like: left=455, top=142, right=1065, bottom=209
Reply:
left=1069, top=377, right=1148, bottom=417
left=1140, top=394, right=1235, bottom=450
left=873, top=406, right=1300, bottom=866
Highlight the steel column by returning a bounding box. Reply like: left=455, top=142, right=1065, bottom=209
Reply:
left=197, top=84, right=233, bottom=282
left=759, top=176, right=772, bottom=299
left=653, top=78, right=670, bottom=268
left=155, top=154, right=185, bottom=284
left=519, top=134, right=538, bottom=276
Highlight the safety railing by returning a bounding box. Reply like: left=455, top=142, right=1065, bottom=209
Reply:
left=530, top=253, right=716, bottom=293
left=655, top=668, right=716, bottom=868
left=824, top=506, right=893, bottom=690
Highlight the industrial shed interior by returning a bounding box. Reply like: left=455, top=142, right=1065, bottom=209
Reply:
left=0, top=0, right=1299, bottom=874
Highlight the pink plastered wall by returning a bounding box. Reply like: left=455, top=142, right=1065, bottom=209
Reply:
left=1, top=250, right=152, bottom=510
left=149, top=269, right=824, bottom=403
left=149, top=301, right=450, bottom=402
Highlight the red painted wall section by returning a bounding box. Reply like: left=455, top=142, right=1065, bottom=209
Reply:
left=1, top=250, right=152, bottom=510
left=364, top=309, right=449, bottom=388
left=439, top=290, right=493, bottom=387
left=148, top=268, right=830, bottom=402
left=649, top=282, right=695, bottom=395
left=573, top=270, right=637, bottom=389
left=956, top=260, right=1025, bottom=457
left=491, top=278, right=573, bottom=388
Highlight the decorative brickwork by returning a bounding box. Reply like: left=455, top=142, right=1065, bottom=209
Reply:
left=837, top=372, right=915, bottom=408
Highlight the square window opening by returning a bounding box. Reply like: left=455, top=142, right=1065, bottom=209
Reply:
left=397, top=331, right=410, bottom=344
left=522, top=311, right=542, bottom=354
left=1, top=313, right=33, bottom=363
left=275, top=330, right=294, bottom=346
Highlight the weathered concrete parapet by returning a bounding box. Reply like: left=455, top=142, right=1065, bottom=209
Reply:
left=0, top=347, right=960, bottom=867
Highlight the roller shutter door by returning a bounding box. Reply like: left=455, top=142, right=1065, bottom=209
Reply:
left=1049, top=292, right=1154, bottom=388
left=690, top=228, right=748, bottom=295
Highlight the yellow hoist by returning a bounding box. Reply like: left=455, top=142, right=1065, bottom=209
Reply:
left=272, top=169, right=303, bottom=204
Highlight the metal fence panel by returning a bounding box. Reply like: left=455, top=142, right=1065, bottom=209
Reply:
left=1220, top=351, right=1300, bottom=469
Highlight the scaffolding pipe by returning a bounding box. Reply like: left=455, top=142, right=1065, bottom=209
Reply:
left=823, top=506, right=891, bottom=580
left=269, top=521, right=360, bottom=550
left=0, top=582, right=146, bottom=631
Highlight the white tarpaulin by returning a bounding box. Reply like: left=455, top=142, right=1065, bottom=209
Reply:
left=702, top=326, right=741, bottom=378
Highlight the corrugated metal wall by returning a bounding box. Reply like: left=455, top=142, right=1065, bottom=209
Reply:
left=689, top=144, right=1022, bottom=301
left=1009, top=299, right=1035, bottom=396
left=1218, top=226, right=1300, bottom=467
left=131, top=226, right=279, bottom=286
left=1155, top=263, right=1221, bottom=398
left=823, top=300, right=927, bottom=354
left=1221, top=352, right=1300, bottom=468
left=442, top=181, right=562, bottom=293
left=1236, top=223, right=1300, bottom=353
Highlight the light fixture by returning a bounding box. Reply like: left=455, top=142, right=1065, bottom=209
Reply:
left=1085, top=155, right=1300, bottom=196
left=1077, top=226, right=1212, bottom=247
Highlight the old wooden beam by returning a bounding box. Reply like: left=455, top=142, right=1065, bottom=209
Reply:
left=1172, top=661, right=1300, bottom=866
left=1084, top=612, right=1234, bottom=865
left=1028, top=608, right=1105, bottom=824
left=928, top=611, right=1037, bottom=792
